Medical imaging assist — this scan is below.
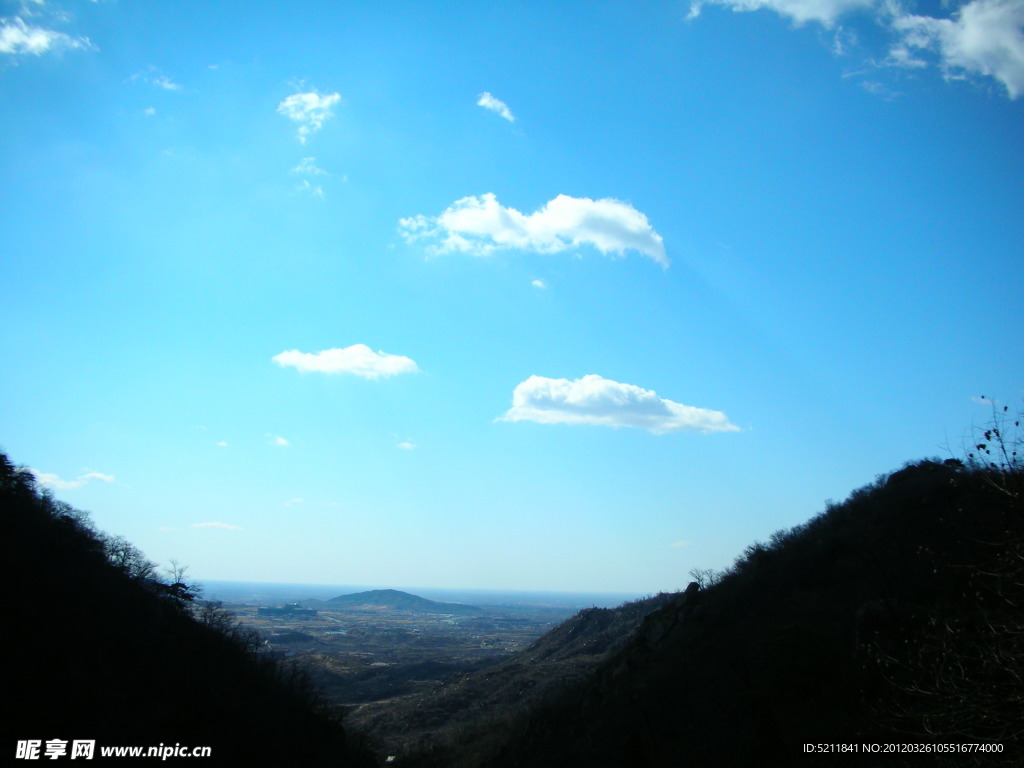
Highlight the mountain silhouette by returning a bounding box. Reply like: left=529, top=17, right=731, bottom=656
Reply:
left=4, top=451, right=376, bottom=766
left=400, top=458, right=1023, bottom=767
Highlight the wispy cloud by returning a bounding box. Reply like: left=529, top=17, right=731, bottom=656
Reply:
left=153, top=74, right=180, bottom=91
left=858, top=79, right=901, bottom=99
left=284, top=498, right=305, bottom=507
left=267, top=434, right=291, bottom=447
left=30, top=469, right=114, bottom=490
left=477, top=91, right=515, bottom=122
left=291, top=156, right=346, bottom=190
left=971, top=394, right=1003, bottom=406
left=130, top=65, right=182, bottom=91
left=0, top=16, right=94, bottom=55
left=290, top=157, right=328, bottom=196
left=273, top=345, right=420, bottom=379
left=691, top=0, right=1024, bottom=98
left=397, top=440, right=417, bottom=451
left=292, top=157, right=328, bottom=176
left=531, top=278, right=548, bottom=289
left=399, top=193, right=668, bottom=267
left=295, top=179, right=325, bottom=199
left=689, top=0, right=875, bottom=28
left=890, top=0, right=1024, bottom=99
left=277, top=89, right=341, bottom=143
left=16, top=0, right=46, bottom=16
left=498, top=374, right=739, bottom=434
left=191, top=521, right=243, bottom=530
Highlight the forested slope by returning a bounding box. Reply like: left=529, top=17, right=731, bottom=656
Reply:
left=398, top=415, right=1023, bottom=768
left=4, top=452, right=377, bottom=766
left=472, top=457, right=1022, bottom=767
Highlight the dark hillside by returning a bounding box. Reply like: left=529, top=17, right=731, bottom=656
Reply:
left=477, top=459, right=1023, bottom=767
left=401, top=454, right=1022, bottom=767
left=518, top=592, right=675, bottom=664
left=362, top=593, right=675, bottom=761
left=4, top=452, right=377, bottom=766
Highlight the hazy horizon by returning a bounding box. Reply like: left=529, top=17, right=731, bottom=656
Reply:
left=199, top=579, right=646, bottom=609
left=2, top=0, right=1021, bottom=594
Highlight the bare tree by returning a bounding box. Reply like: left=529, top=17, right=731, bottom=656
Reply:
left=162, top=559, right=200, bottom=608
left=102, top=534, right=157, bottom=581
left=688, top=567, right=721, bottom=590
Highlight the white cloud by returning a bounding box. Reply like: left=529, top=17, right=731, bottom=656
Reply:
left=859, top=79, right=901, bottom=99
left=284, top=498, right=305, bottom=507
left=498, top=374, right=739, bottom=434
left=17, top=0, right=46, bottom=14
left=191, top=521, right=243, bottom=530
left=477, top=91, right=515, bottom=122
left=832, top=24, right=859, bottom=55
left=267, top=434, right=291, bottom=447
left=885, top=38, right=930, bottom=68
left=143, top=106, right=157, bottom=117
left=890, top=0, right=1024, bottom=98
left=277, top=89, right=341, bottom=143
left=691, top=0, right=1024, bottom=98
left=30, top=469, right=114, bottom=490
left=295, top=179, right=325, bottom=198
left=689, top=0, right=876, bottom=27
left=155, top=76, right=180, bottom=91
left=273, top=344, right=420, bottom=379
left=130, top=66, right=182, bottom=91
left=531, top=278, right=548, bottom=289
left=216, top=441, right=228, bottom=447
left=397, top=441, right=417, bottom=450
left=292, top=157, right=328, bottom=176
left=399, top=193, right=668, bottom=266
left=671, top=540, right=692, bottom=548
left=0, top=16, right=94, bottom=55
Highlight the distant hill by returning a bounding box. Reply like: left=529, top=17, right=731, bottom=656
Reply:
left=327, top=588, right=482, bottom=616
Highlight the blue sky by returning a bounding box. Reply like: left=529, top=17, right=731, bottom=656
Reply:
left=2, top=0, right=1021, bottom=593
